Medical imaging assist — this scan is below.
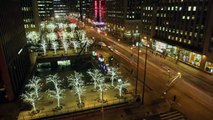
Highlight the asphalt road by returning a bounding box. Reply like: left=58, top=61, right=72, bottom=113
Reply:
left=84, top=25, right=213, bottom=120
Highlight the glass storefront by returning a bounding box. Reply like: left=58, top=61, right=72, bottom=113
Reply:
left=152, top=41, right=177, bottom=59
left=179, top=51, right=201, bottom=67
left=152, top=40, right=202, bottom=68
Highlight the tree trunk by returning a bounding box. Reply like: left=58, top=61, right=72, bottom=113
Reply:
left=54, top=49, right=57, bottom=55
left=78, top=94, right=82, bottom=104
left=32, top=102, right=36, bottom=111
left=100, top=90, right=103, bottom=101
left=43, top=48, right=46, bottom=55
left=57, top=96, right=60, bottom=107
left=119, top=87, right=122, bottom=97
left=111, top=78, right=114, bottom=86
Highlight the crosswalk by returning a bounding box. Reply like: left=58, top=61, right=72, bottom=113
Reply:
left=159, top=110, right=186, bottom=120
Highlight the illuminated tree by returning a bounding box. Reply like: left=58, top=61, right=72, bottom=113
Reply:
left=26, top=31, right=40, bottom=45
left=96, top=75, right=108, bottom=102
left=21, top=91, right=38, bottom=113
left=71, top=40, right=80, bottom=53
left=61, top=31, right=68, bottom=40
left=62, top=39, right=69, bottom=54
left=67, top=71, right=85, bottom=107
left=47, top=32, right=57, bottom=42
left=25, top=76, right=42, bottom=99
left=51, top=41, right=59, bottom=55
left=109, top=67, right=120, bottom=87
left=115, top=79, right=130, bottom=98
left=87, top=69, right=103, bottom=90
left=40, top=40, right=47, bottom=56
left=68, top=31, right=75, bottom=39
left=46, top=74, right=65, bottom=109
left=81, top=37, right=93, bottom=52
left=46, top=23, right=56, bottom=32
left=40, top=22, right=46, bottom=31
left=78, top=30, right=86, bottom=40
left=69, top=23, right=77, bottom=31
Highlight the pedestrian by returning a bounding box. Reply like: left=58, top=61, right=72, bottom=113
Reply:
left=173, top=95, right=176, bottom=102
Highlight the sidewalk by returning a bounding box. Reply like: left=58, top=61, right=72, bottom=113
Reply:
left=71, top=96, right=171, bottom=120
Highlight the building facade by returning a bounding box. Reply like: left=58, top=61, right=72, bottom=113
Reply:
left=0, top=0, right=31, bottom=102
left=141, top=0, right=213, bottom=73
left=37, top=0, right=54, bottom=21
left=105, top=0, right=141, bottom=44
left=53, top=0, right=69, bottom=18
left=21, top=0, right=40, bottom=33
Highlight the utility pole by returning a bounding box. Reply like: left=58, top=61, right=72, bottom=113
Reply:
left=135, top=39, right=140, bottom=96
left=79, top=0, right=83, bottom=21
left=142, top=44, right=148, bottom=105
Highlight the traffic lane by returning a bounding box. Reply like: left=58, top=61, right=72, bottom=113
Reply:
left=105, top=36, right=213, bottom=96
left=167, top=81, right=213, bottom=120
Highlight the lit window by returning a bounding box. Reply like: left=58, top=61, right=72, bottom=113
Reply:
left=182, top=16, right=185, bottom=19
left=175, top=6, right=178, bottom=11
left=176, top=37, right=178, bottom=41
left=192, top=16, right=195, bottom=20
left=187, top=16, right=190, bottom=20
left=188, top=40, right=191, bottom=44
left=189, top=32, right=192, bottom=36
left=194, top=33, right=197, bottom=37
left=168, top=35, right=171, bottom=39
left=188, top=6, right=191, bottom=11
left=193, top=6, right=197, bottom=11
left=179, top=7, right=182, bottom=11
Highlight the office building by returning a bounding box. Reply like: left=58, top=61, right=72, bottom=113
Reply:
left=21, top=0, right=40, bottom=33
left=37, top=0, right=54, bottom=21
left=0, top=0, right=31, bottom=102
left=71, top=0, right=93, bottom=20
left=105, top=0, right=141, bottom=43
left=141, top=0, right=213, bottom=73
left=53, top=0, right=69, bottom=18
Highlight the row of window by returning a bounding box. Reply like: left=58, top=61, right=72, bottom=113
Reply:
left=155, top=26, right=203, bottom=37
left=24, top=24, right=36, bottom=29
left=39, top=11, right=52, bottom=13
left=168, top=35, right=191, bottom=44
left=37, top=1, right=52, bottom=3
left=22, top=7, right=31, bottom=11
left=23, top=19, right=33, bottom=23
left=156, top=6, right=197, bottom=11
left=39, top=8, right=53, bottom=10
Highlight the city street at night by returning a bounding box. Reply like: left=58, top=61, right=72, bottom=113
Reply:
left=1, top=0, right=213, bottom=120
